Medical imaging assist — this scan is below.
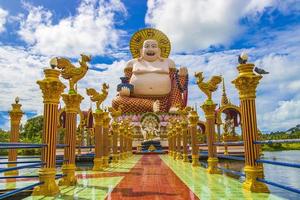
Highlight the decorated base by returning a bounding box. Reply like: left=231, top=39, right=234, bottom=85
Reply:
left=141, top=140, right=163, bottom=151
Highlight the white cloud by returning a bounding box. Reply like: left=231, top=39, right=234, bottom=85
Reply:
left=18, top=0, right=127, bottom=57
left=262, top=100, right=300, bottom=130
left=0, top=46, right=48, bottom=116
left=2, top=25, right=300, bottom=132
left=0, top=44, right=127, bottom=131
left=145, top=0, right=291, bottom=52
left=168, top=26, right=300, bottom=132
left=0, top=7, right=8, bottom=33
left=1, top=0, right=299, bottom=133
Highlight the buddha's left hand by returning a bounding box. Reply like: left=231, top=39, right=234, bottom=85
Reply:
left=179, top=67, right=188, bottom=76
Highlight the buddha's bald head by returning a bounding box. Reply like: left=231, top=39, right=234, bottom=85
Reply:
left=141, top=39, right=161, bottom=62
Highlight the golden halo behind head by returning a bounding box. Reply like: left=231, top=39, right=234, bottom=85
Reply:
left=130, top=28, right=171, bottom=59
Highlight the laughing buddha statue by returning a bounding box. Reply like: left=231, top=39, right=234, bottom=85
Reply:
left=112, top=28, right=189, bottom=113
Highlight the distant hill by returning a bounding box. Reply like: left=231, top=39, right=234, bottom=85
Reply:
left=286, top=124, right=300, bottom=134
left=261, top=124, right=300, bottom=141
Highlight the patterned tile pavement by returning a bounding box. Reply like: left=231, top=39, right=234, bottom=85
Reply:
left=160, top=155, right=284, bottom=200
left=0, top=155, right=287, bottom=199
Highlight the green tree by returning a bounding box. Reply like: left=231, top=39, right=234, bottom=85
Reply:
left=21, top=115, right=43, bottom=144
left=20, top=115, right=43, bottom=155
left=0, top=129, right=10, bottom=155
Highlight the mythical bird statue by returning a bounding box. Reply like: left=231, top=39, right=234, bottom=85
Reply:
left=195, top=72, right=222, bottom=100
left=86, top=83, right=109, bottom=110
left=50, top=54, right=91, bottom=92
left=108, top=106, right=123, bottom=121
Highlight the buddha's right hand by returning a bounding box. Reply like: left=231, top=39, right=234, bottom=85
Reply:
left=119, top=87, right=130, bottom=96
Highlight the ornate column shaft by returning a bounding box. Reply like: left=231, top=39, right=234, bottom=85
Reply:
left=167, top=128, right=172, bottom=156
left=102, top=111, right=110, bottom=168
left=59, top=94, right=83, bottom=186
left=93, top=109, right=104, bottom=171
left=5, top=99, right=23, bottom=176
left=232, top=63, right=269, bottom=193
left=119, top=123, right=124, bottom=159
left=111, top=121, right=119, bottom=163
left=181, top=120, right=189, bottom=162
left=189, top=110, right=200, bottom=167
left=123, top=127, right=128, bottom=159
left=127, top=126, right=132, bottom=156
left=176, top=124, right=182, bottom=160
left=172, top=128, right=177, bottom=160
left=32, top=68, right=65, bottom=196
left=202, top=102, right=220, bottom=174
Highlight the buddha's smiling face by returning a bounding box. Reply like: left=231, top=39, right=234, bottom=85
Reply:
left=141, top=39, right=160, bottom=62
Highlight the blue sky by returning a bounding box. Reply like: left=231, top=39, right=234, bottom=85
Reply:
left=0, top=0, right=300, bottom=132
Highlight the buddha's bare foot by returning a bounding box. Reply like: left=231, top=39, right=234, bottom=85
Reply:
left=119, top=87, right=130, bottom=96
left=153, top=100, right=160, bottom=112
left=169, top=106, right=179, bottom=113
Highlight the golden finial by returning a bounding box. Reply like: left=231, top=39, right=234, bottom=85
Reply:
left=221, top=77, right=229, bottom=106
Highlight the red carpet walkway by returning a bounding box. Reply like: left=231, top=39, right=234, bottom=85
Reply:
left=106, top=155, right=200, bottom=200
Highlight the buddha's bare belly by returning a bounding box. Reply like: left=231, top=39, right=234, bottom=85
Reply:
left=130, top=73, right=171, bottom=96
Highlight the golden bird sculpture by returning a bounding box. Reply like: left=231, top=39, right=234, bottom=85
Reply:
left=108, top=105, right=123, bottom=121
left=86, top=83, right=109, bottom=110
left=195, top=72, right=222, bottom=100
left=50, top=54, right=91, bottom=93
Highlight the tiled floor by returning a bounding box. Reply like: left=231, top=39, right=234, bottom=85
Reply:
left=1, top=155, right=286, bottom=200
left=160, top=155, right=283, bottom=200
left=107, top=155, right=199, bottom=200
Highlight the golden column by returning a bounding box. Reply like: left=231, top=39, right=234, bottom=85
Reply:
left=119, top=122, right=124, bottom=160
left=111, top=121, right=119, bottom=163
left=195, top=72, right=222, bottom=173
left=124, top=120, right=130, bottom=158
left=189, top=110, right=200, bottom=167
left=172, top=124, right=177, bottom=160
left=109, top=107, right=122, bottom=162
left=92, top=109, right=104, bottom=171
left=167, top=123, right=172, bottom=156
left=232, top=58, right=269, bottom=193
left=123, top=123, right=128, bottom=159
left=32, top=68, right=65, bottom=196
left=167, top=128, right=170, bottom=156
left=127, top=125, right=133, bottom=156
left=50, top=54, right=89, bottom=181
left=176, top=123, right=182, bottom=160
left=180, top=108, right=190, bottom=162
left=86, top=83, right=109, bottom=171
left=5, top=97, right=23, bottom=176
left=102, top=111, right=110, bottom=168
left=202, top=103, right=220, bottom=174
left=59, top=93, right=83, bottom=186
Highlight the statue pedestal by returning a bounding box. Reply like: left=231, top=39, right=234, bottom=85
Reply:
left=141, top=140, right=163, bottom=153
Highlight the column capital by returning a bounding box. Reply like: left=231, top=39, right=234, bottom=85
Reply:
left=201, top=103, right=217, bottom=119
left=62, top=93, right=84, bottom=113
left=102, top=112, right=110, bottom=128
left=176, top=123, right=182, bottom=133
left=37, top=69, right=66, bottom=104
left=111, top=121, right=118, bottom=129
left=9, top=103, right=23, bottom=124
left=232, top=63, right=262, bottom=99
left=93, top=109, right=104, bottom=125
left=180, top=120, right=188, bottom=129
left=188, top=110, right=199, bottom=125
